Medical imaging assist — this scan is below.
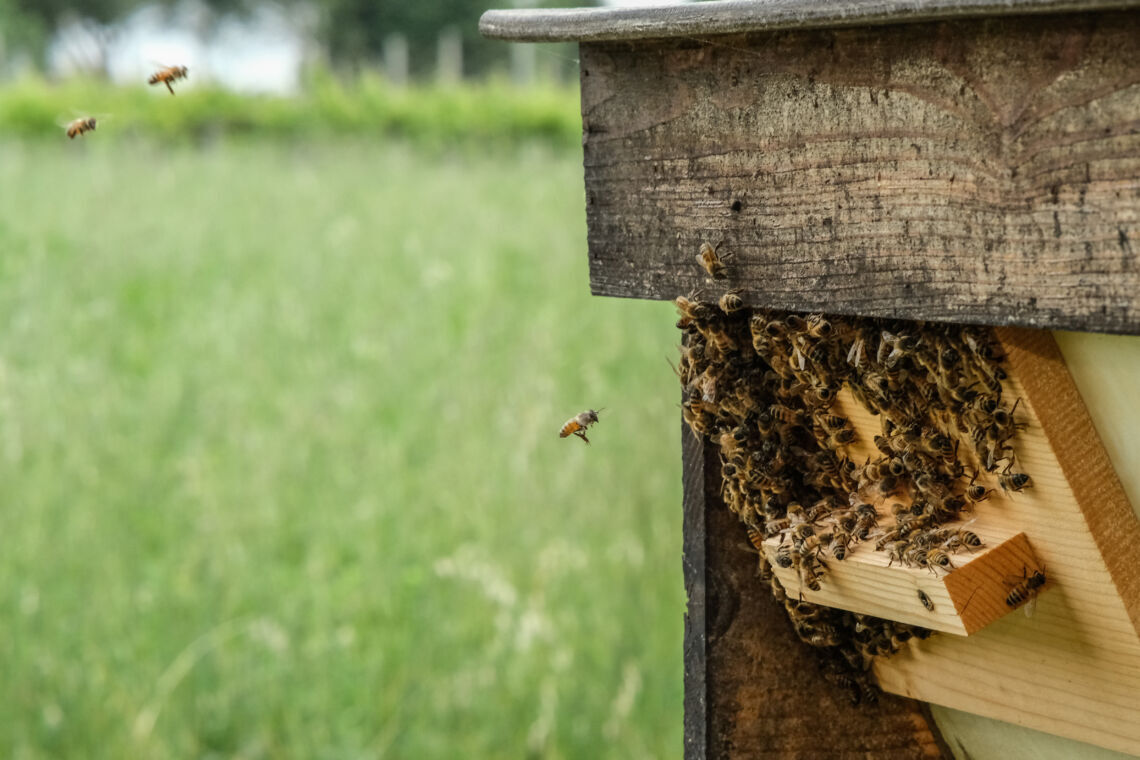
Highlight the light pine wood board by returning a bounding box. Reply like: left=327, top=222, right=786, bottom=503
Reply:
left=764, top=530, right=1042, bottom=635
left=851, top=328, right=1140, bottom=755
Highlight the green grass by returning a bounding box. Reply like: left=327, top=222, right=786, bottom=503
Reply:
left=0, top=74, right=581, bottom=146
left=0, top=138, right=682, bottom=758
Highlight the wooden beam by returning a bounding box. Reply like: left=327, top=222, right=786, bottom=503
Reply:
left=578, top=12, right=1140, bottom=334
left=682, top=423, right=949, bottom=759
left=480, top=0, right=1140, bottom=42
left=764, top=531, right=1046, bottom=636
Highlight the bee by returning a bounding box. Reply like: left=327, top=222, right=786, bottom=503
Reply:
left=816, top=413, right=848, bottom=432
left=718, top=291, right=745, bottom=314
left=825, top=428, right=856, bottom=447
left=965, top=471, right=993, bottom=505
left=926, top=548, right=954, bottom=572
left=1005, top=566, right=1047, bottom=616
left=559, top=409, right=601, bottom=444
left=774, top=543, right=794, bottom=568
left=746, top=524, right=766, bottom=552
left=64, top=116, right=97, bottom=139
left=769, top=403, right=803, bottom=426
left=697, top=241, right=730, bottom=278
left=148, top=64, right=189, bottom=94
left=805, top=314, right=832, bottom=339
left=998, top=465, right=1032, bottom=493
left=829, top=530, right=852, bottom=560
left=674, top=296, right=711, bottom=328
left=917, top=589, right=935, bottom=611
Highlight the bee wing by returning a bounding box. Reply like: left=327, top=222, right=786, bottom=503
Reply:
left=1023, top=594, right=1038, bottom=618
left=1002, top=572, right=1028, bottom=587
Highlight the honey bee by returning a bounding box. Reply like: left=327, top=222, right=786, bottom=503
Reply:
left=925, top=548, right=954, bottom=572
left=718, top=291, right=745, bottom=314
left=148, top=64, right=189, bottom=94
left=805, top=314, right=832, bottom=339
left=829, top=530, right=852, bottom=560
left=998, top=465, right=1032, bottom=493
left=965, top=471, right=993, bottom=505
left=1005, top=566, right=1047, bottom=616
left=64, top=116, right=97, bottom=139
left=917, top=589, right=935, bottom=611
left=775, top=543, right=794, bottom=568
left=697, top=241, right=730, bottom=278
left=559, top=409, right=601, bottom=444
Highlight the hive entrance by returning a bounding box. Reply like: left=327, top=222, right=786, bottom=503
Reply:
left=677, top=298, right=1140, bottom=753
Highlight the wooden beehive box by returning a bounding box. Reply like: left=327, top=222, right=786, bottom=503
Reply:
left=482, top=2, right=1140, bottom=757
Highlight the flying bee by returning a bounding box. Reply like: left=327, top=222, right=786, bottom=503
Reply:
left=1005, top=566, right=1047, bottom=616
left=559, top=409, right=602, bottom=444
left=917, top=589, right=935, bottom=611
left=718, top=291, right=745, bottom=314
left=63, top=116, right=98, bottom=139
left=148, top=64, right=189, bottom=94
left=697, top=241, right=730, bottom=278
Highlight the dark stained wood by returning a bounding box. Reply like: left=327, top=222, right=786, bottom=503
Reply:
left=580, top=12, right=1140, bottom=334
left=682, top=419, right=948, bottom=759
left=682, top=421, right=708, bottom=758
left=481, top=0, right=1140, bottom=42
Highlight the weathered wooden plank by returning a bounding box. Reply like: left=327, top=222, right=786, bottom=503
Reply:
left=579, top=12, right=1140, bottom=334
left=682, top=419, right=948, bottom=759
left=681, top=421, right=707, bottom=759
left=480, top=0, right=1140, bottom=42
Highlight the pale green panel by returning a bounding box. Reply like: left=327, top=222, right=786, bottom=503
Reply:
left=932, top=705, right=1139, bottom=760
left=1053, top=331, right=1140, bottom=521
left=931, top=330, right=1140, bottom=759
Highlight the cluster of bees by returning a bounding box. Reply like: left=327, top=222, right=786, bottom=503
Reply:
left=64, top=65, right=189, bottom=139
left=675, top=244, right=1034, bottom=699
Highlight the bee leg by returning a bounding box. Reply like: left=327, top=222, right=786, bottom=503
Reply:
left=166, top=80, right=175, bottom=95
left=574, top=431, right=590, bottom=445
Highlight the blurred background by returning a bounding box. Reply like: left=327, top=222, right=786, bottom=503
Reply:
left=0, top=0, right=693, bottom=757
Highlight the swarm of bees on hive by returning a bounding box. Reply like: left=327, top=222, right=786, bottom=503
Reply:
left=672, top=243, right=1033, bottom=701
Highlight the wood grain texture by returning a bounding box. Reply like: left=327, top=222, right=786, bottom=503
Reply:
left=683, top=413, right=948, bottom=759
left=764, top=530, right=1044, bottom=636
left=682, top=422, right=707, bottom=759
left=480, top=0, right=1140, bottom=42
left=579, top=12, right=1140, bottom=333
left=872, top=328, right=1140, bottom=756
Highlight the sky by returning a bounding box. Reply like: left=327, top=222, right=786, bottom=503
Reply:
left=46, top=0, right=695, bottom=93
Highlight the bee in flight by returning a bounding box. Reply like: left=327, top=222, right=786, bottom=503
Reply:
left=63, top=116, right=97, bottom=139
left=560, top=409, right=602, bottom=444
left=148, top=64, right=189, bottom=94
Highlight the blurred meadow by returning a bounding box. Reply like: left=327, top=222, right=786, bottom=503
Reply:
left=0, top=79, right=685, bottom=757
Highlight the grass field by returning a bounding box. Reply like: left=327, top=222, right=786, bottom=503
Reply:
left=0, top=75, right=581, bottom=146
left=0, top=138, right=683, bottom=758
